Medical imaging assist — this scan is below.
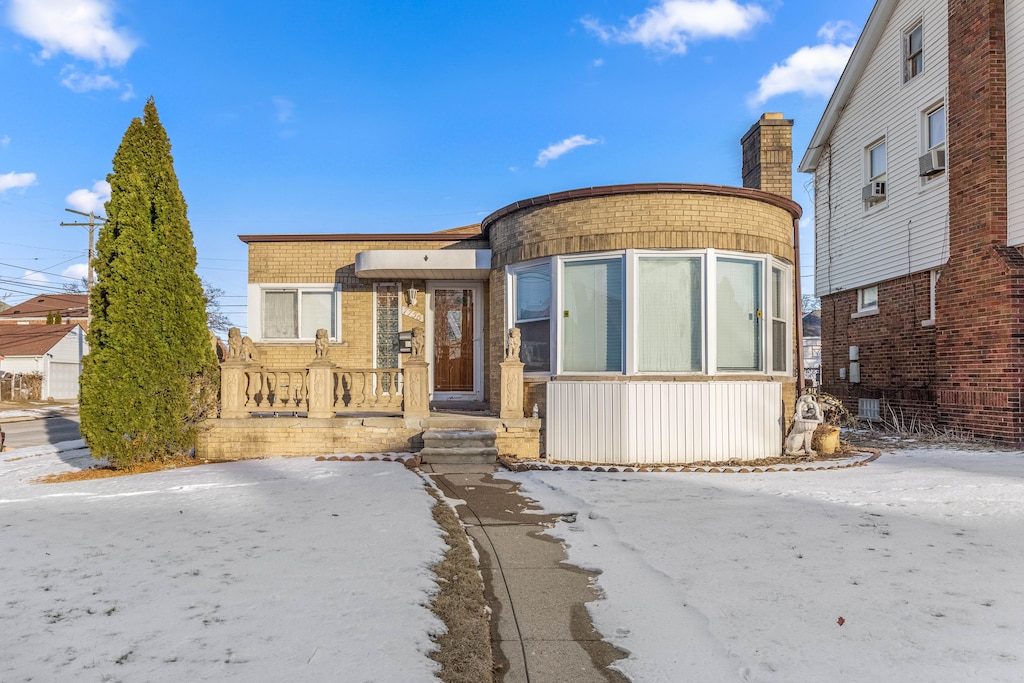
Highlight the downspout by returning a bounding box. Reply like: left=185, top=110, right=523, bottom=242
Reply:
left=793, top=217, right=805, bottom=395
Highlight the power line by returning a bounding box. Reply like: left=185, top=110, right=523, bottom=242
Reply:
left=60, top=208, right=106, bottom=290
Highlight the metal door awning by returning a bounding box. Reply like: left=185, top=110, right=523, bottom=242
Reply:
left=354, top=249, right=492, bottom=279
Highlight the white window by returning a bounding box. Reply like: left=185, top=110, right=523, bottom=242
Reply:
left=637, top=256, right=703, bottom=372
left=771, top=266, right=789, bottom=374
left=509, top=250, right=791, bottom=378
left=716, top=257, right=763, bottom=371
left=904, top=22, right=923, bottom=82
left=869, top=140, right=887, bottom=182
left=927, top=105, right=945, bottom=150
left=259, top=286, right=338, bottom=340
left=509, top=261, right=552, bottom=373
left=858, top=285, right=878, bottom=312
left=562, top=257, right=624, bottom=373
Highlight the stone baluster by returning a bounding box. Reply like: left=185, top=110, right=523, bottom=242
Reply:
left=403, top=326, right=430, bottom=419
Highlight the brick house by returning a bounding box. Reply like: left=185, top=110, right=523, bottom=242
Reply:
left=799, top=0, right=1024, bottom=441
left=206, top=114, right=803, bottom=463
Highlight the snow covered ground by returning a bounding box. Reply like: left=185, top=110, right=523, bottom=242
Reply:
left=506, top=448, right=1024, bottom=682
left=0, top=442, right=446, bottom=681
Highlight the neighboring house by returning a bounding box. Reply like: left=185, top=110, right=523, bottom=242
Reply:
left=802, top=310, right=822, bottom=386
left=0, top=294, right=89, bottom=329
left=0, top=324, right=89, bottom=400
left=800, top=0, right=1024, bottom=439
left=220, top=114, right=804, bottom=464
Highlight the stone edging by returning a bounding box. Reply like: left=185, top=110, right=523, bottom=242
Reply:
left=497, top=449, right=882, bottom=474
left=315, top=454, right=421, bottom=468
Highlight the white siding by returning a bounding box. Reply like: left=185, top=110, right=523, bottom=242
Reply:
left=48, top=326, right=88, bottom=363
left=814, top=0, right=949, bottom=297
left=1007, top=0, right=1024, bottom=246
left=546, top=380, right=783, bottom=464
left=0, top=357, right=42, bottom=375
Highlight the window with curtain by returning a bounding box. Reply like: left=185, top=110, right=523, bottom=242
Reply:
left=716, top=258, right=761, bottom=371
left=563, top=257, right=624, bottom=372
left=262, top=288, right=335, bottom=340
left=638, top=257, right=702, bottom=372
left=513, top=262, right=551, bottom=373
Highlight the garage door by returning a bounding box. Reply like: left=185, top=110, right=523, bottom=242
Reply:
left=49, top=362, right=81, bottom=400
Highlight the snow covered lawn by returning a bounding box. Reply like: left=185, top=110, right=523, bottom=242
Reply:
left=0, top=444, right=446, bottom=681
left=506, top=448, right=1024, bottom=682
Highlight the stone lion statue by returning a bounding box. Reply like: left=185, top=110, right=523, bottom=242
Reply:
left=785, top=393, right=824, bottom=456
left=411, top=326, right=425, bottom=359
left=315, top=328, right=329, bottom=359
left=227, top=327, right=242, bottom=359
left=506, top=327, right=521, bottom=362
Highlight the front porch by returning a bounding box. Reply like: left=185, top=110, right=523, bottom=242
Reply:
left=197, top=329, right=539, bottom=462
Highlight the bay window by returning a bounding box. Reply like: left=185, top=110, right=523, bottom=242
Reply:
left=507, top=249, right=791, bottom=377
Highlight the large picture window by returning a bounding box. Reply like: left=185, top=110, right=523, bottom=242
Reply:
left=262, top=288, right=336, bottom=340
left=638, top=256, right=702, bottom=372
left=563, top=257, right=624, bottom=372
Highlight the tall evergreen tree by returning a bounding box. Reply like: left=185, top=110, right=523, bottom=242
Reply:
left=80, top=98, right=217, bottom=469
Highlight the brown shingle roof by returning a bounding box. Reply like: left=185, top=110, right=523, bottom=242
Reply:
left=0, top=324, right=83, bottom=357
left=0, top=294, right=89, bottom=321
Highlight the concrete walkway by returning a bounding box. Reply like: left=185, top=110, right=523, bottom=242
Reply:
left=423, top=463, right=627, bottom=683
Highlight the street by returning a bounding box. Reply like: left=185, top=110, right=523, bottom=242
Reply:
left=2, top=413, right=82, bottom=450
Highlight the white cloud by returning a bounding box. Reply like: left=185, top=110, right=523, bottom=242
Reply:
left=60, top=65, right=120, bottom=93
left=535, top=135, right=600, bottom=167
left=0, top=135, right=9, bottom=148
left=65, top=180, right=110, bottom=214
left=62, top=263, right=89, bottom=280
left=0, top=171, right=37, bottom=192
left=592, top=58, right=605, bottom=67
left=23, top=270, right=48, bottom=285
left=119, top=82, right=135, bottom=101
left=7, top=0, right=138, bottom=67
left=749, top=22, right=856, bottom=105
left=272, top=96, right=296, bottom=124
left=583, top=0, right=768, bottom=55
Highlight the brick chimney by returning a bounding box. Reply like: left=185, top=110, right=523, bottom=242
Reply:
left=741, top=113, right=794, bottom=198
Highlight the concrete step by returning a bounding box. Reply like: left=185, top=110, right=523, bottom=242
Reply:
left=420, top=446, right=499, bottom=464
left=422, top=429, right=497, bottom=450
left=421, top=429, right=499, bottom=464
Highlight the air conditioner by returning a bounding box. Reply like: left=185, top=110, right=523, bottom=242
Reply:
left=919, top=147, right=946, bottom=176
left=862, top=181, right=886, bottom=202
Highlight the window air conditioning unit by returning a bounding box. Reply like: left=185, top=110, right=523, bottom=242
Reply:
left=862, top=181, right=886, bottom=202
left=919, top=147, right=946, bottom=176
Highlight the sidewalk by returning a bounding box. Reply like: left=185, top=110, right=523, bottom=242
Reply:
left=423, top=463, right=627, bottom=683
left=0, top=402, right=78, bottom=423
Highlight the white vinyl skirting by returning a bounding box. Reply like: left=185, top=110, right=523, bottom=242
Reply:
left=546, top=380, right=783, bottom=464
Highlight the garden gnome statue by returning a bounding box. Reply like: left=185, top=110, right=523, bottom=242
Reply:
left=785, top=393, right=824, bottom=456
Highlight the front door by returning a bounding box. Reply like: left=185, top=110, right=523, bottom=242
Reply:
left=430, top=284, right=481, bottom=400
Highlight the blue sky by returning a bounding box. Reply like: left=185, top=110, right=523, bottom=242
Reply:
left=0, top=0, right=875, bottom=332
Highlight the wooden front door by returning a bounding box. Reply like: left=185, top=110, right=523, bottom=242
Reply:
left=432, top=286, right=476, bottom=394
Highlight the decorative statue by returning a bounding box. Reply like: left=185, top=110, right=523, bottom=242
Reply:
left=785, top=393, right=824, bottom=456
left=506, top=327, right=522, bottom=362
left=240, top=336, right=259, bottom=363
left=228, top=327, right=242, bottom=360
left=411, top=326, right=426, bottom=359
left=314, top=328, right=330, bottom=359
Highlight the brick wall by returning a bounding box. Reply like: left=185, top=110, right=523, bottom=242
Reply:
left=819, top=272, right=938, bottom=423
left=934, top=0, right=1024, bottom=440
left=247, top=236, right=492, bottom=397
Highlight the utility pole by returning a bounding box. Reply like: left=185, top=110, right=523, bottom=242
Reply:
left=60, top=208, right=106, bottom=290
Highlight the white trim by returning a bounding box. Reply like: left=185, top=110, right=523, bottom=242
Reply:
left=427, top=281, right=483, bottom=401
